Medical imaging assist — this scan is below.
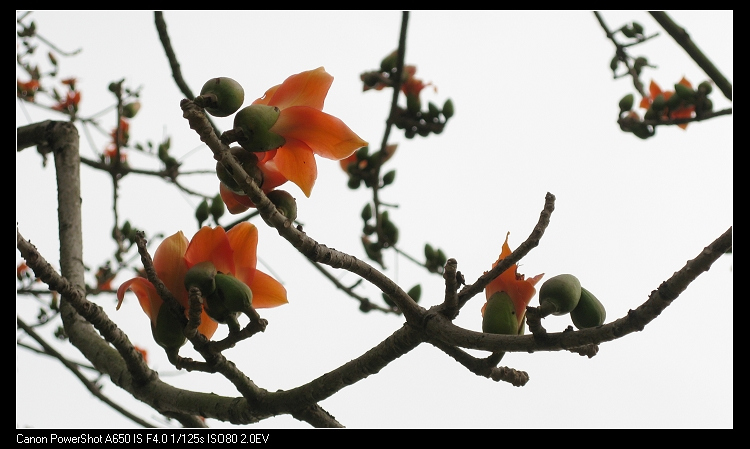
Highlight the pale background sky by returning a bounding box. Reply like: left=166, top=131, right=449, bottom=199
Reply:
left=17, top=11, right=732, bottom=428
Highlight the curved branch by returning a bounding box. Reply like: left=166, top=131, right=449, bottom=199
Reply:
left=427, top=226, right=732, bottom=352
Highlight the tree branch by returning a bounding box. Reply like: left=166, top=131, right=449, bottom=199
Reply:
left=649, top=11, right=732, bottom=100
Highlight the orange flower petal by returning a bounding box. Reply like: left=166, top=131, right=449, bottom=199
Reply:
left=220, top=182, right=253, bottom=214
left=273, top=138, right=318, bottom=197
left=257, top=157, right=290, bottom=192
left=226, top=222, right=259, bottom=285
left=677, top=76, right=692, bottom=88
left=261, top=67, right=332, bottom=111
left=649, top=80, right=663, bottom=99
left=117, top=277, right=161, bottom=324
left=253, top=84, right=281, bottom=106
left=197, top=311, right=219, bottom=339
left=184, top=227, right=235, bottom=275
left=153, top=231, right=190, bottom=308
left=484, top=233, right=543, bottom=322
left=250, top=270, right=288, bottom=308
left=273, top=106, right=367, bottom=160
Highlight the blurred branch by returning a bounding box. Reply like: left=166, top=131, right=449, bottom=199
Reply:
left=649, top=11, right=732, bottom=100
left=593, top=11, right=649, bottom=98
left=17, top=317, right=157, bottom=428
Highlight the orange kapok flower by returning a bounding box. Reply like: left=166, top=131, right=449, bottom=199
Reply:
left=17, top=79, right=40, bottom=101
left=481, top=232, right=544, bottom=333
left=52, top=90, right=81, bottom=113
left=117, top=223, right=287, bottom=346
left=640, top=78, right=695, bottom=130
left=249, top=67, right=367, bottom=197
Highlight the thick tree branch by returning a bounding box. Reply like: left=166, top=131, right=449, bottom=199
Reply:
left=649, top=11, right=732, bottom=100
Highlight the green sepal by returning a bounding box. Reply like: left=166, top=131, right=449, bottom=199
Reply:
left=214, top=273, right=253, bottom=314
left=184, top=261, right=217, bottom=297
left=233, top=105, right=286, bottom=152
left=483, top=291, right=519, bottom=335
left=153, top=304, right=186, bottom=351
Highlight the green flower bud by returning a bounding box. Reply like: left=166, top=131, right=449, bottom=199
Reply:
left=632, top=123, right=655, bottom=140
left=184, top=261, right=217, bottom=297
left=347, top=176, right=361, bottom=189
left=214, top=273, right=253, bottom=314
left=233, top=105, right=286, bottom=153
left=382, top=292, right=396, bottom=308
left=652, top=94, right=667, bottom=112
left=198, top=77, right=245, bottom=117
left=666, top=92, right=683, bottom=110
left=210, top=194, right=225, bottom=223
left=361, top=203, right=373, bottom=221
left=632, top=22, right=644, bottom=34
left=609, top=55, right=619, bottom=72
left=539, top=274, right=581, bottom=316
left=382, top=219, right=399, bottom=245
left=435, top=249, right=447, bottom=268
left=407, top=284, right=422, bottom=303
left=406, top=94, right=421, bottom=116
left=619, top=94, right=634, bottom=113
left=482, top=291, right=519, bottom=335
left=442, top=99, right=454, bottom=119
left=698, top=81, right=713, bottom=95
left=427, top=102, right=440, bottom=120
left=121, top=220, right=133, bottom=241
left=122, top=101, right=141, bottom=118
left=356, top=146, right=369, bottom=160
left=267, top=189, right=297, bottom=222
left=424, top=244, right=436, bottom=261
left=570, top=287, right=606, bottom=329
left=380, top=50, right=399, bottom=73
left=153, top=303, right=187, bottom=351
left=382, top=170, right=396, bottom=186
left=674, top=83, right=696, bottom=103
left=195, top=199, right=209, bottom=227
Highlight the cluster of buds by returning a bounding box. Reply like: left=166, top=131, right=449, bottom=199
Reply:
left=534, top=274, right=606, bottom=330
left=103, top=118, right=131, bottom=166
left=423, top=243, right=448, bottom=275
left=617, top=77, right=713, bottom=139
left=194, top=194, right=225, bottom=228
left=360, top=207, right=399, bottom=268
left=103, top=81, right=141, bottom=167
left=17, top=79, right=40, bottom=102
left=51, top=78, right=81, bottom=115
left=340, top=144, right=397, bottom=190
left=361, top=51, right=454, bottom=139
left=154, top=137, right=181, bottom=180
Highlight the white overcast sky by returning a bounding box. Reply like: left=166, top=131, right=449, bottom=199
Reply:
left=17, top=11, right=732, bottom=429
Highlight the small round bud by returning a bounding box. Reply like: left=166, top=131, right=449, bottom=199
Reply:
left=538, top=274, right=581, bottom=316
left=198, top=77, right=245, bottom=117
